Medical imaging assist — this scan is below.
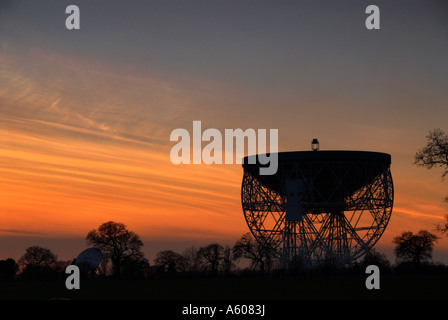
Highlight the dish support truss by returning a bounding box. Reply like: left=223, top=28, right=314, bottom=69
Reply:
left=241, top=160, right=393, bottom=269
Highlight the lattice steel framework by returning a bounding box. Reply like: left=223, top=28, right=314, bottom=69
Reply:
left=241, top=154, right=393, bottom=268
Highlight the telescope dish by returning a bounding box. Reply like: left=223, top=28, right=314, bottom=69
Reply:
left=241, top=149, right=393, bottom=268
left=75, top=248, right=103, bottom=272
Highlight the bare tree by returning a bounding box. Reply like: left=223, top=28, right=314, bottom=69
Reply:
left=182, top=246, right=202, bottom=274
left=154, top=250, right=187, bottom=274
left=436, top=213, right=448, bottom=235
left=358, top=248, right=391, bottom=271
left=0, top=258, right=18, bottom=280
left=19, top=246, right=57, bottom=268
left=222, top=245, right=235, bottom=274
left=86, top=221, right=145, bottom=277
left=415, top=128, right=448, bottom=178
left=233, top=233, right=271, bottom=273
left=197, top=243, right=224, bottom=274
left=393, top=230, right=439, bottom=266
left=415, top=128, right=448, bottom=234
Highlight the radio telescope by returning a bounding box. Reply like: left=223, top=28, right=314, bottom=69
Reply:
left=75, top=248, right=103, bottom=273
left=241, top=141, right=393, bottom=268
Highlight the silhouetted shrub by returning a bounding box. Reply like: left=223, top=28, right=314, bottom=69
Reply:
left=0, top=258, right=18, bottom=281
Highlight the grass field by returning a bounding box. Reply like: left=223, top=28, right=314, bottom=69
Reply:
left=1, top=273, right=447, bottom=300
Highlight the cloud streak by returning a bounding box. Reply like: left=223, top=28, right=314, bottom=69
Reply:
left=0, top=45, right=246, bottom=244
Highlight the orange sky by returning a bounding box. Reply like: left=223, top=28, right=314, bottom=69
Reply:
left=0, top=47, right=447, bottom=264
left=0, top=1, right=447, bottom=264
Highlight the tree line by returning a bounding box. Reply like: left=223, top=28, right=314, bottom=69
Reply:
left=0, top=221, right=446, bottom=282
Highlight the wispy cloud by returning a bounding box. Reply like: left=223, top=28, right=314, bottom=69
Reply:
left=0, top=44, right=247, bottom=242
left=0, top=45, right=206, bottom=142
left=0, top=229, right=46, bottom=237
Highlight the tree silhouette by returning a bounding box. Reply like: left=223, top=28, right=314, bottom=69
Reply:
left=358, top=248, right=391, bottom=272
left=154, top=250, right=187, bottom=274
left=120, top=255, right=150, bottom=279
left=393, top=230, right=438, bottom=266
left=222, top=245, right=235, bottom=275
left=233, top=232, right=270, bottom=273
left=0, top=258, right=18, bottom=281
left=18, top=246, right=61, bottom=279
left=86, top=221, right=145, bottom=277
left=415, top=128, right=448, bottom=235
left=182, top=246, right=202, bottom=274
left=19, top=246, right=57, bottom=268
left=436, top=213, right=448, bottom=235
left=197, top=243, right=224, bottom=274
left=415, top=128, right=448, bottom=178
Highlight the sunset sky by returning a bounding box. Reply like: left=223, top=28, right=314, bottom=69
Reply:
left=0, top=0, right=447, bottom=264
